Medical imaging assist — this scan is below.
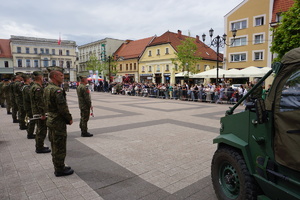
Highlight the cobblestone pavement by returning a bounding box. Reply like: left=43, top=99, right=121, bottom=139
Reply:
left=0, top=90, right=243, bottom=200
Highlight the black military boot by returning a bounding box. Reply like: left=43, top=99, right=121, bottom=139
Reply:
left=27, top=134, right=36, bottom=139
left=20, top=125, right=28, bottom=130
left=54, top=167, right=74, bottom=177
left=81, top=132, right=93, bottom=137
left=13, top=119, right=19, bottom=123
left=36, top=147, right=51, bottom=153
left=7, top=111, right=12, bottom=114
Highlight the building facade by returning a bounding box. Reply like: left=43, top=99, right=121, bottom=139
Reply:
left=224, top=0, right=294, bottom=70
left=139, top=30, right=221, bottom=84
left=0, top=39, right=13, bottom=79
left=78, top=38, right=124, bottom=80
left=114, top=37, right=155, bottom=83
left=10, top=35, right=77, bottom=81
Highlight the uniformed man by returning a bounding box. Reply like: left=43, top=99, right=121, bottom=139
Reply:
left=30, top=71, right=50, bottom=153
left=9, top=76, right=18, bottom=123
left=22, top=75, right=36, bottom=139
left=44, top=67, right=74, bottom=177
left=14, top=72, right=27, bottom=130
left=0, top=79, right=5, bottom=107
left=77, top=75, right=93, bottom=137
left=2, top=79, right=12, bottom=114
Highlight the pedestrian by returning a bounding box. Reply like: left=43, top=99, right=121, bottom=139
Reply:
left=77, top=75, right=93, bottom=137
left=22, top=75, right=36, bottom=139
left=14, top=73, right=27, bottom=130
left=44, top=67, right=74, bottom=177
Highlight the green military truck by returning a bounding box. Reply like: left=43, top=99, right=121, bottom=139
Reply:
left=211, top=47, right=300, bottom=200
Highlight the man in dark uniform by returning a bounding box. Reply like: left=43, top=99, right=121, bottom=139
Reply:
left=44, top=67, right=74, bottom=177
left=0, top=79, right=5, bottom=107
left=22, top=75, right=36, bottom=139
left=14, top=73, right=27, bottom=130
left=30, top=71, right=50, bottom=153
left=2, top=79, right=12, bottom=114
left=76, top=75, right=93, bottom=137
left=9, top=76, right=18, bottom=123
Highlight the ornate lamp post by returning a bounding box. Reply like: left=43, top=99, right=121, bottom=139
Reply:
left=202, top=28, right=237, bottom=85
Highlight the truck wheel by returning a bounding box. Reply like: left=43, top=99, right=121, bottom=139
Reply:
left=211, top=147, right=258, bottom=200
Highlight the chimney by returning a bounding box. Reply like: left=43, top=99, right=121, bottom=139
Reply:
left=177, top=30, right=182, bottom=38
left=196, top=35, right=200, bottom=43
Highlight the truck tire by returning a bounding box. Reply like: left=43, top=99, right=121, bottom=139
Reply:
left=211, top=147, right=258, bottom=200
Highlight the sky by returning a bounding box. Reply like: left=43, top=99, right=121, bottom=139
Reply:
left=0, top=0, right=243, bottom=46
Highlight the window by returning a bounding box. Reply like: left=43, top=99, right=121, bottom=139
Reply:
left=231, top=37, right=247, bottom=47
left=34, top=48, right=37, bottom=54
left=148, top=66, right=152, bottom=72
left=254, top=34, right=264, bottom=44
left=126, top=64, right=128, bottom=70
left=254, top=51, right=263, bottom=60
left=52, top=60, right=56, bottom=66
left=45, top=49, right=49, bottom=54
left=165, top=48, right=169, bottom=54
left=34, top=60, right=38, bottom=68
left=18, top=59, right=22, bottom=67
left=134, top=63, right=136, bottom=70
left=43, top=58, right=49, bottom=67
left=166, top=65, right=169, bottom=71
left=52, top=49, right=55, bottom=55
left=66, top=50, right=70, bottom=56
left=120, top=64, right=122, bottom=71
left=255, top=16, right=264, bottom=26
left=26, top=59, right=30, bottom=67
left=130, top=63, right=132, bottom=70
left=280, top=69, right=300, bottom=112
left=231, top=20, right=247, bottom=30
left=230, top=53, right=247, bottom=62
left=142, top=66, right=145, bottom=72
left=197, top=64, right=200, bottom=71
left=276, top=13, right=283, bottom=23
left=26, top=47, right=30, bottom=54
left=66, top=61, right=70, bottom=68
left=59, top=50, right=62, bottom=56
left=157, top=49, right=160, bottom=55
left=156, top=65, right=160, bottom=72
left=148, top=50, right=152, bottom=57
left=40, top=48, right=44, bottom=54
left=4, top=61, right=9, bottom=68
left=17, top=47, right=21, bottom=53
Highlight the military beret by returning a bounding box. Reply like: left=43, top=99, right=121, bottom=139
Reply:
left=15, top=72, right=24, bottom=76
left=33, top=71, right=43, bottom=76
left=47, top=66, right=64, bottom=73
left=79, top=75, right=88, bottom=79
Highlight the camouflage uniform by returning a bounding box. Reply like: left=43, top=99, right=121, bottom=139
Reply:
left=44, top=82, right=72, bottom=173
left=76, top=82, right=91, bottom=135
left=14, top=80, right=27, bottom=129
left=30, top=81, right=47, bottom=150
left=22, top=82, right=35, bottom=138
left=9, top=80, right=18, bottom=122
left=2, top=81, right=11, bottom=114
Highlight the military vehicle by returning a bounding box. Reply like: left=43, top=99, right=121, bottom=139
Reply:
left=211, top=47, right=300, bottom=200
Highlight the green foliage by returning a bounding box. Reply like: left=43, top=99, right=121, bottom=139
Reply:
left=171, top=37, right=202, bottom=76
left=271, top=0, right=300, bottom=61
left=86, top=53, right=104, bottom=72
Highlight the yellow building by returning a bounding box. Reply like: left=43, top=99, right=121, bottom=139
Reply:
left=224, top=0, right=273, bottom=70
left=139, top=30, right=220, bottom=84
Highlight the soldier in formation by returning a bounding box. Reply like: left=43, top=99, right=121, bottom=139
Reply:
left=77, top=75, right=93, bottom=137
left=14, top=73, right=27, bottom=130
left=9, top=75, right=18, bottom=123
left=2, top=79, right=12, bottom=114
left=30, top=71, right=51, bottom=153
left=44, top=67, right=74, bottom=177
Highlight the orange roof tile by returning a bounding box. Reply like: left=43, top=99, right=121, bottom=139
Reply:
left=114, top=36, right=155, bottom=60
left=148, top=30, right=222, bottom=62
left=0, top=39, right=12, bottom=58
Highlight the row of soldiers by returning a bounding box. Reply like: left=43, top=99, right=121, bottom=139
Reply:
left=0, top=67, right=93, bottom=177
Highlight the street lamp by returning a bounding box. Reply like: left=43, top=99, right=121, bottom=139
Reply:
left=202, top=28, right=237, bottom=85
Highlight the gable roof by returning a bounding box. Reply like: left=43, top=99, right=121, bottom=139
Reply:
left=148, top=30, right=222, bottom=61
left=0, top=39, right=12, bottom=58
left=114, top=36, right=155, bottom=60
left=271, top=0, right=294, bottom=23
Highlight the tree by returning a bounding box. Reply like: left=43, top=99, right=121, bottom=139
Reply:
left=171, top=36, right=202, bottom=83
left=86, top=53, right=104, bottom=72
left=271, top=0, right=300, bottom=61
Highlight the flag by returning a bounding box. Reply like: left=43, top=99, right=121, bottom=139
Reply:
left=58, top=33, right=61, bottom=45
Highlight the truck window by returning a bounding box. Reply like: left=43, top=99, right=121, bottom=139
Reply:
left=280, top=69, right=300, bottom=112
